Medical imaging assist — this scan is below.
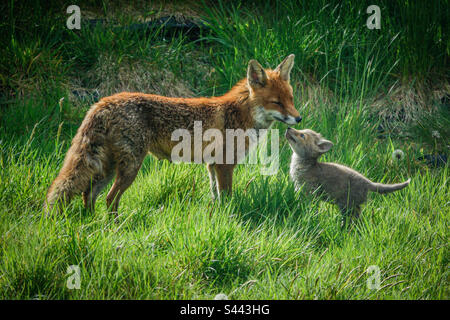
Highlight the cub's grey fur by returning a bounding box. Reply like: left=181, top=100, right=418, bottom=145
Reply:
left=286, top=128, right=410, bottom=221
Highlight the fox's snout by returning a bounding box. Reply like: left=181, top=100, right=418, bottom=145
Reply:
left=282, top=105, right=302, bottom=125
left=275, top=114, right=302, bottom=125
left=282, top=104, right=302, bottom=125
left=289, top=116, right=302, bottom=124
left=285, top=127, right=296, bottom=138
left=285, top=127, right=298, bottom=144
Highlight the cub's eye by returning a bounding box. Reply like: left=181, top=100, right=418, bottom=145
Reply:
left=299, top=133, right=305, bottom=138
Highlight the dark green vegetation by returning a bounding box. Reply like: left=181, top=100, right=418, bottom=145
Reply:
left=0, top=0, right=448, bottom=299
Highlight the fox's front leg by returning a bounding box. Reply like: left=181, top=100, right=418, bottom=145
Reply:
left=206, top=163, right=218, bottom=200
left=214, top=164, right=235, bottom=199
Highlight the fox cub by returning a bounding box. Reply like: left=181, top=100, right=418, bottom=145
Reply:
left=286, top=128, right=410, bottom=220
left=45, top=55, right=302, bottom=215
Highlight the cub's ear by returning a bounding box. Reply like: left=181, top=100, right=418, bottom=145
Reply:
left=247, top=59, right=268, bottom=88
left=316, top=138, right=333, bottom=153
left=275, top=54, right=295, bottom=81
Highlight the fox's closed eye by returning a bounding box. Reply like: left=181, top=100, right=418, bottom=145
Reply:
left=271, top=101, right=283, bottom=107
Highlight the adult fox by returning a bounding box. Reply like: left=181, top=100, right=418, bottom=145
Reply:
left=45, top=55, right=302, bottom=215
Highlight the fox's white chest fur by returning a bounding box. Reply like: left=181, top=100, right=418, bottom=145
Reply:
left=252, top=106, right=275, bottom=130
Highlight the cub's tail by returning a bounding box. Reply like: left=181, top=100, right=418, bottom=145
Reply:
left=368, top=178, right=411, bottom=194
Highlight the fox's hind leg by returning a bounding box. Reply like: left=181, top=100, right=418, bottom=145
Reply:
left=106, top=154, right=145, bottom=218
left=82, top=171, right=115, bottom=212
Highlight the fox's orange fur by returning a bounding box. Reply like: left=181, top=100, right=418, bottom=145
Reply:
left=45, top=55, right=301, bottom=215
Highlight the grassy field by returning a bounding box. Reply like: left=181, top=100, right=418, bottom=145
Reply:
left=0, top=0, right=448, bottom=299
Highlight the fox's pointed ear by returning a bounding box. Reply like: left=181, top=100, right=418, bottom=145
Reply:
left=316, top=139, right=333, bottom=153
left=275, top=54, right=295, bottom=81
left=247, top=59, right=268, bottom=88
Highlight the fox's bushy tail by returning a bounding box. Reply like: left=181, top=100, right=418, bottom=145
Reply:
left=44, top=165, right=81, bottom=213
left=369, top=178, right=411, bottom=194
left=44, top=108, right=107, bottom=213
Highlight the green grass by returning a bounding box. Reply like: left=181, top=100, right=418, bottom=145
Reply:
left=0, top=0, right=448, bottom=299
